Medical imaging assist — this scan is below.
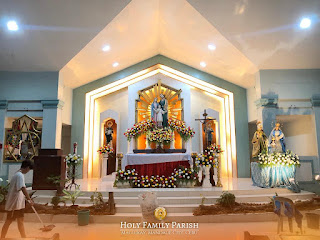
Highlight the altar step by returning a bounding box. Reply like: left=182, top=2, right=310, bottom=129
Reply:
left=31, top=189, right=315, bottom=214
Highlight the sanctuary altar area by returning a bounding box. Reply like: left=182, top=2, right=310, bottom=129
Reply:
left=89, top=69, right=237, bottom=183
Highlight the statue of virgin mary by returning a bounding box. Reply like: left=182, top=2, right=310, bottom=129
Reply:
left=151, top=98, right=158, bottom=121
left=268, top=123, right=286, bottom=153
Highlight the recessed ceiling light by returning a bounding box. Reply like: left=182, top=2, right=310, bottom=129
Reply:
left=208, top=44, right=216, bottom=51
left=300, top=18, right=311, bottom=29
left=7, top=20, right=19, bottom=31
left=102, top=45, right=110, bottom=52
left=200, top=61, right=206, bottom=68
left=112, top=62, right=119, bottom=67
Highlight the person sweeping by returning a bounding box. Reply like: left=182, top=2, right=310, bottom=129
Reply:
left=1, top=160, right=34, bottom=239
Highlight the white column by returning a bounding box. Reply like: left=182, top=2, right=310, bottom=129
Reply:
left=41, top=100, right=63, bottom=149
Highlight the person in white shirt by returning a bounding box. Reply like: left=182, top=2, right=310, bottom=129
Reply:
left=1, top=160, right=34, bottom=239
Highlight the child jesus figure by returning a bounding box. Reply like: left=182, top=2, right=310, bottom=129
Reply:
left=155, top=105, right=165, bottom=128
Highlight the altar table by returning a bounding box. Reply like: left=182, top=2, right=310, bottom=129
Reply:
left=124, top=153, right=191, bottom=176
left=251, top=162, right=297, bottom=189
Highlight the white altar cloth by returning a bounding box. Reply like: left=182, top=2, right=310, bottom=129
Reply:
left=123, top=153, right=191, bottom=168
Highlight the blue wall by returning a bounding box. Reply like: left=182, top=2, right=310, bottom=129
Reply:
left=72, top=55, right=250, bottom=177
left=0, top=71, right=59, bottom=181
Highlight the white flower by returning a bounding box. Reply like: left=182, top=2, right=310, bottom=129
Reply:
left=0, top=178, right=3, bottom=182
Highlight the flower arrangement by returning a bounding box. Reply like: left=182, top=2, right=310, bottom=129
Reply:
left=97, top=144, right=114, bottom=155
left=65, top=153, right=83, bottom=167
left=115, top=169, right=138, bottom=182
left=146, top=128, right=173, bottom=144
left=173, top=166, right=198, bottom=183
left=124, top=119, right=156, bottom=141
left=195, top=154, right=218, bottom=168
left=168, top=118, right=195, bottom=141
left=258, top=150, right=300, bottom=167
left=195, top=144, right=222, bottom=168
left=114, top=169, right=138, bottom=187
left=206, top=143, right=222, bottom=154
left=132, top=175, right=176, bottom=188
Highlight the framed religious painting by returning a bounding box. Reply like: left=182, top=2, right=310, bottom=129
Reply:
left=3, top=115, right=42, bottom=162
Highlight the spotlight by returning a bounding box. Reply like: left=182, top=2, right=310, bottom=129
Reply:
left=200, top=61, right=206, bottom=68
left=7, top=20, right=19, bottom=31
left=112, top=62, right=119, bottom=67
left=102, top=45, right=110, bottom=52
left=208, top=44, right=216, bottom=51
left=300, top=18, right=311, bottom=29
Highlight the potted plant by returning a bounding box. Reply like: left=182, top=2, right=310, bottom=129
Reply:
left=61, top=187, right=83, bottom=209
left=90, top=189, right=105, bottom=211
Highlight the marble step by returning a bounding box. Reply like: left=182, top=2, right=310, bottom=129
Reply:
left=33, top=191, right=314, bottom=207
left=29, top=187, right=295, bottom=198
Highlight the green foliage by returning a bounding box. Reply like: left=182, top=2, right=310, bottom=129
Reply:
left=0, top=179, right=10, bottom=205
left=61, top=187, right=83, bottom=206
left=90, top=188, right=104, bottom=209
left=51, top=196, right=64, bottom=207
left=217, top=192, right=236, bottom=208
left=47, top=175, right=71, bottom=186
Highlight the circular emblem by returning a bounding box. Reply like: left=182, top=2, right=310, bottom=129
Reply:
left=154, top=207, right=167, bottom=220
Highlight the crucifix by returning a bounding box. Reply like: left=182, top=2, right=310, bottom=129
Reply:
left=195, top=110, right=216, bottom=149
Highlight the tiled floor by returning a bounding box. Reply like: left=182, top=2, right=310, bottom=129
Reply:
left=1, top=221, right=320, bottom=240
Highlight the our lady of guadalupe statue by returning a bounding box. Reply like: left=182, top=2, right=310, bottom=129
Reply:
left=251, top=121, right=268, bottom=158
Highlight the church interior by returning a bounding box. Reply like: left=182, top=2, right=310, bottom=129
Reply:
left=0, top=0, right=320, bottom=239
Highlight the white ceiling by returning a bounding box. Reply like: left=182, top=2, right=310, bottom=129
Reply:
left=187, top=0, right=320, bottom=69
left=1, top=0, right=319, bottom=89
left=0, top=0, right=131, bottom=71
left=61, top=0, right=257, bottom=88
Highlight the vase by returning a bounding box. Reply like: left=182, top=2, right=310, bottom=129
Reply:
left=202, top=165, right=212, bottom=188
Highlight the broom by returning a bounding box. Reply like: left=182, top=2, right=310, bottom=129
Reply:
left=31, top=205, right=56, bottom=232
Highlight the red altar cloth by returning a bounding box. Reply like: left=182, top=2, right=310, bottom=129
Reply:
left=125, top=160, right=190, bottom=177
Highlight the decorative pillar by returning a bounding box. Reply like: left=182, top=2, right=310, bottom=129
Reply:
left=41, top=100, right=64, bottom=149
left=0, top=101, right=8, bottom=165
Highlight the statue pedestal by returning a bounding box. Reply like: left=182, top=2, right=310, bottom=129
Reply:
left=202, top=165, right=212, bottom=188
left=101, top=153, right=109, bottom=178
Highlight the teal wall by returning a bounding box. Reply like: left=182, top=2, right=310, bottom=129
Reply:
left=0, top=71, right=59, bottom=181
left=72, top=55, right=250, bottom=177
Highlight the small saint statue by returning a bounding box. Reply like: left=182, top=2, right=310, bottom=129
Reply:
left=268, top=122, right=286, bottom=153
left=204, top=122, right=214, bottom=147
left=105, top=121, right=114, bottom=145
left=251, top=121, right=268, bottom=158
